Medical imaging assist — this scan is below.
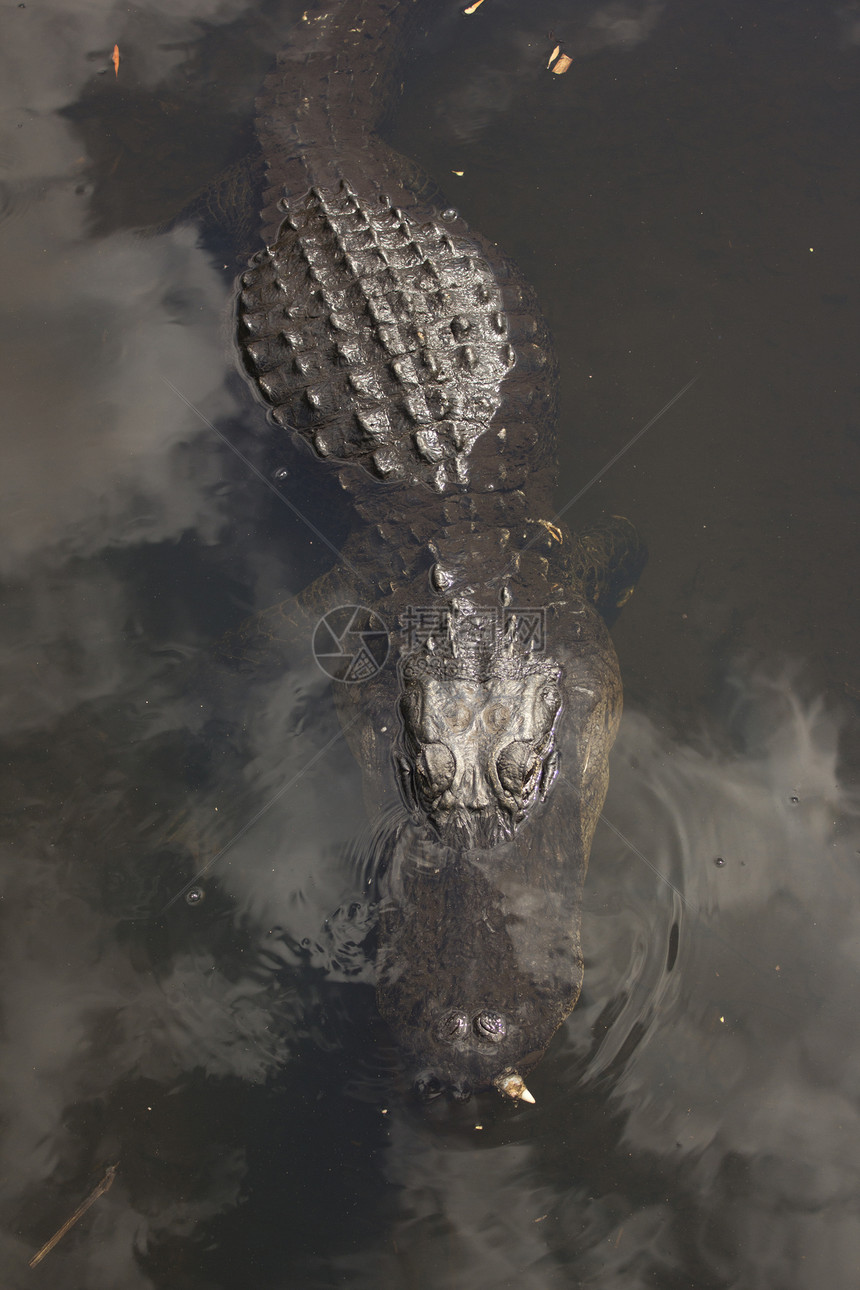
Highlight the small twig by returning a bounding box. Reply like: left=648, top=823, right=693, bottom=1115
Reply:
left=29, top=1163, right=119, bottom=1269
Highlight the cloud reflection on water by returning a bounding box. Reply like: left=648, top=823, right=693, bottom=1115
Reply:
left=2, top=0, right=859, bottom=1284
left=1, top=666, right=857, bottom=1287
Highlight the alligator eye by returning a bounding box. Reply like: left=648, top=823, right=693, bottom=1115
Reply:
left=443, top=702, right=473, bottom=733
left=435, top=1010, right=469, bottom=1042
left=484, top=702, right=511, bottom=733
left=416, top=742, right=456, bottom=796
left=496, top=740, right=539, bottom=797
left=474, top=1010, right=507, bottom=1043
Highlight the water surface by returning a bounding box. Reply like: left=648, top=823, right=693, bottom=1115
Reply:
left=1, top=1, right=859, bottom=1286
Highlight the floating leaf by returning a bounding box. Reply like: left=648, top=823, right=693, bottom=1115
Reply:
left=112, top=44, right=120, bottom=76
left=538, top=518, right=563, bottom=543
left=452, top=170, right=464, bottom=177
left=552, top=53, right=573, bottom=75
left=464, top=0, right=485, bottom=12
left=547, top=45, right=560, bottom=69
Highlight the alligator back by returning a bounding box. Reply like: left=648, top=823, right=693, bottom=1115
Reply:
left=238, top=0, right=558, bottom=500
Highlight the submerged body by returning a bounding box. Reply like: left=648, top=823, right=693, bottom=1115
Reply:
left=237, top=0, right=645, bottom=1100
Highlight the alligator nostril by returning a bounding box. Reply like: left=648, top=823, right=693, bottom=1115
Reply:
left=414, top=1072, right=445, bottom=1101
left=474, top=1010, right=507, bottom=1043
left=435, top=1009, right=469, bottom=1042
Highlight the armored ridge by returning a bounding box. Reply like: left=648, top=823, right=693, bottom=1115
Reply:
left=239, top=0, right=558, bottom=511
left=254, top=0, right=427, bottom=246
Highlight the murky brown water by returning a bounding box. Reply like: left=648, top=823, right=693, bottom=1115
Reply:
left=1, top=1, right=859, bottom=1286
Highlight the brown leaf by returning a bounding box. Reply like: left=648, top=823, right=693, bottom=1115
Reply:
left=552, top=53, right=573, bottom=75
left=464, top=0, right=485, bottom=12
left=547, top=45, right=560, bottom=69
left=112, top=44, right=120, bottom=77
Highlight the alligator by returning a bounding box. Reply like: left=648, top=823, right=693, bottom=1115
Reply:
left=235, top=0, right=646, bottom=1103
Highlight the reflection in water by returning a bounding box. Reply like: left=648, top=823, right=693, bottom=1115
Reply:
left=1, top=665, right=857, bottom=1287
left=3, top=0, right=860, bottom=1284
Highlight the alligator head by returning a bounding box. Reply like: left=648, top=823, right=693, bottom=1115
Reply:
left=396, top=604, right=564, bottom=849
left=376, top=596, right=622, bottom=1102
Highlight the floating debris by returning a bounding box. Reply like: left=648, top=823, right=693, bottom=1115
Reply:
left=464, top=0, right=486, bottom=13
left=538, top=518, right=563, bottom=543
left=29, top=1163, right=119, bottom=1268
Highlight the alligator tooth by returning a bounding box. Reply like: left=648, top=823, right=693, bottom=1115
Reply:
left=495, top=1072, right=535, bottom=1104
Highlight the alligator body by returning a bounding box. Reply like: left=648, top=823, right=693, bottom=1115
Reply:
left=237, top=0, right=646, bottom=1102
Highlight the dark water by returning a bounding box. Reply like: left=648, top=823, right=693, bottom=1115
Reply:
left=2, top=0, right=859, bottom=1286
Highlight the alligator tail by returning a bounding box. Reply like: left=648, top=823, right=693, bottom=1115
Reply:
left=257, top=0, right=426, bottom=244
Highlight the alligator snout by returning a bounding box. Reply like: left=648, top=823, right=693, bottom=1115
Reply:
left=412, top=1065, right=535, bottom=1106
left=406, top=1006, right=536, bottom=1105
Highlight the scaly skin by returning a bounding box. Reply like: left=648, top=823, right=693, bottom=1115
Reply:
left=237, top=0, right=646, bottom=1101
